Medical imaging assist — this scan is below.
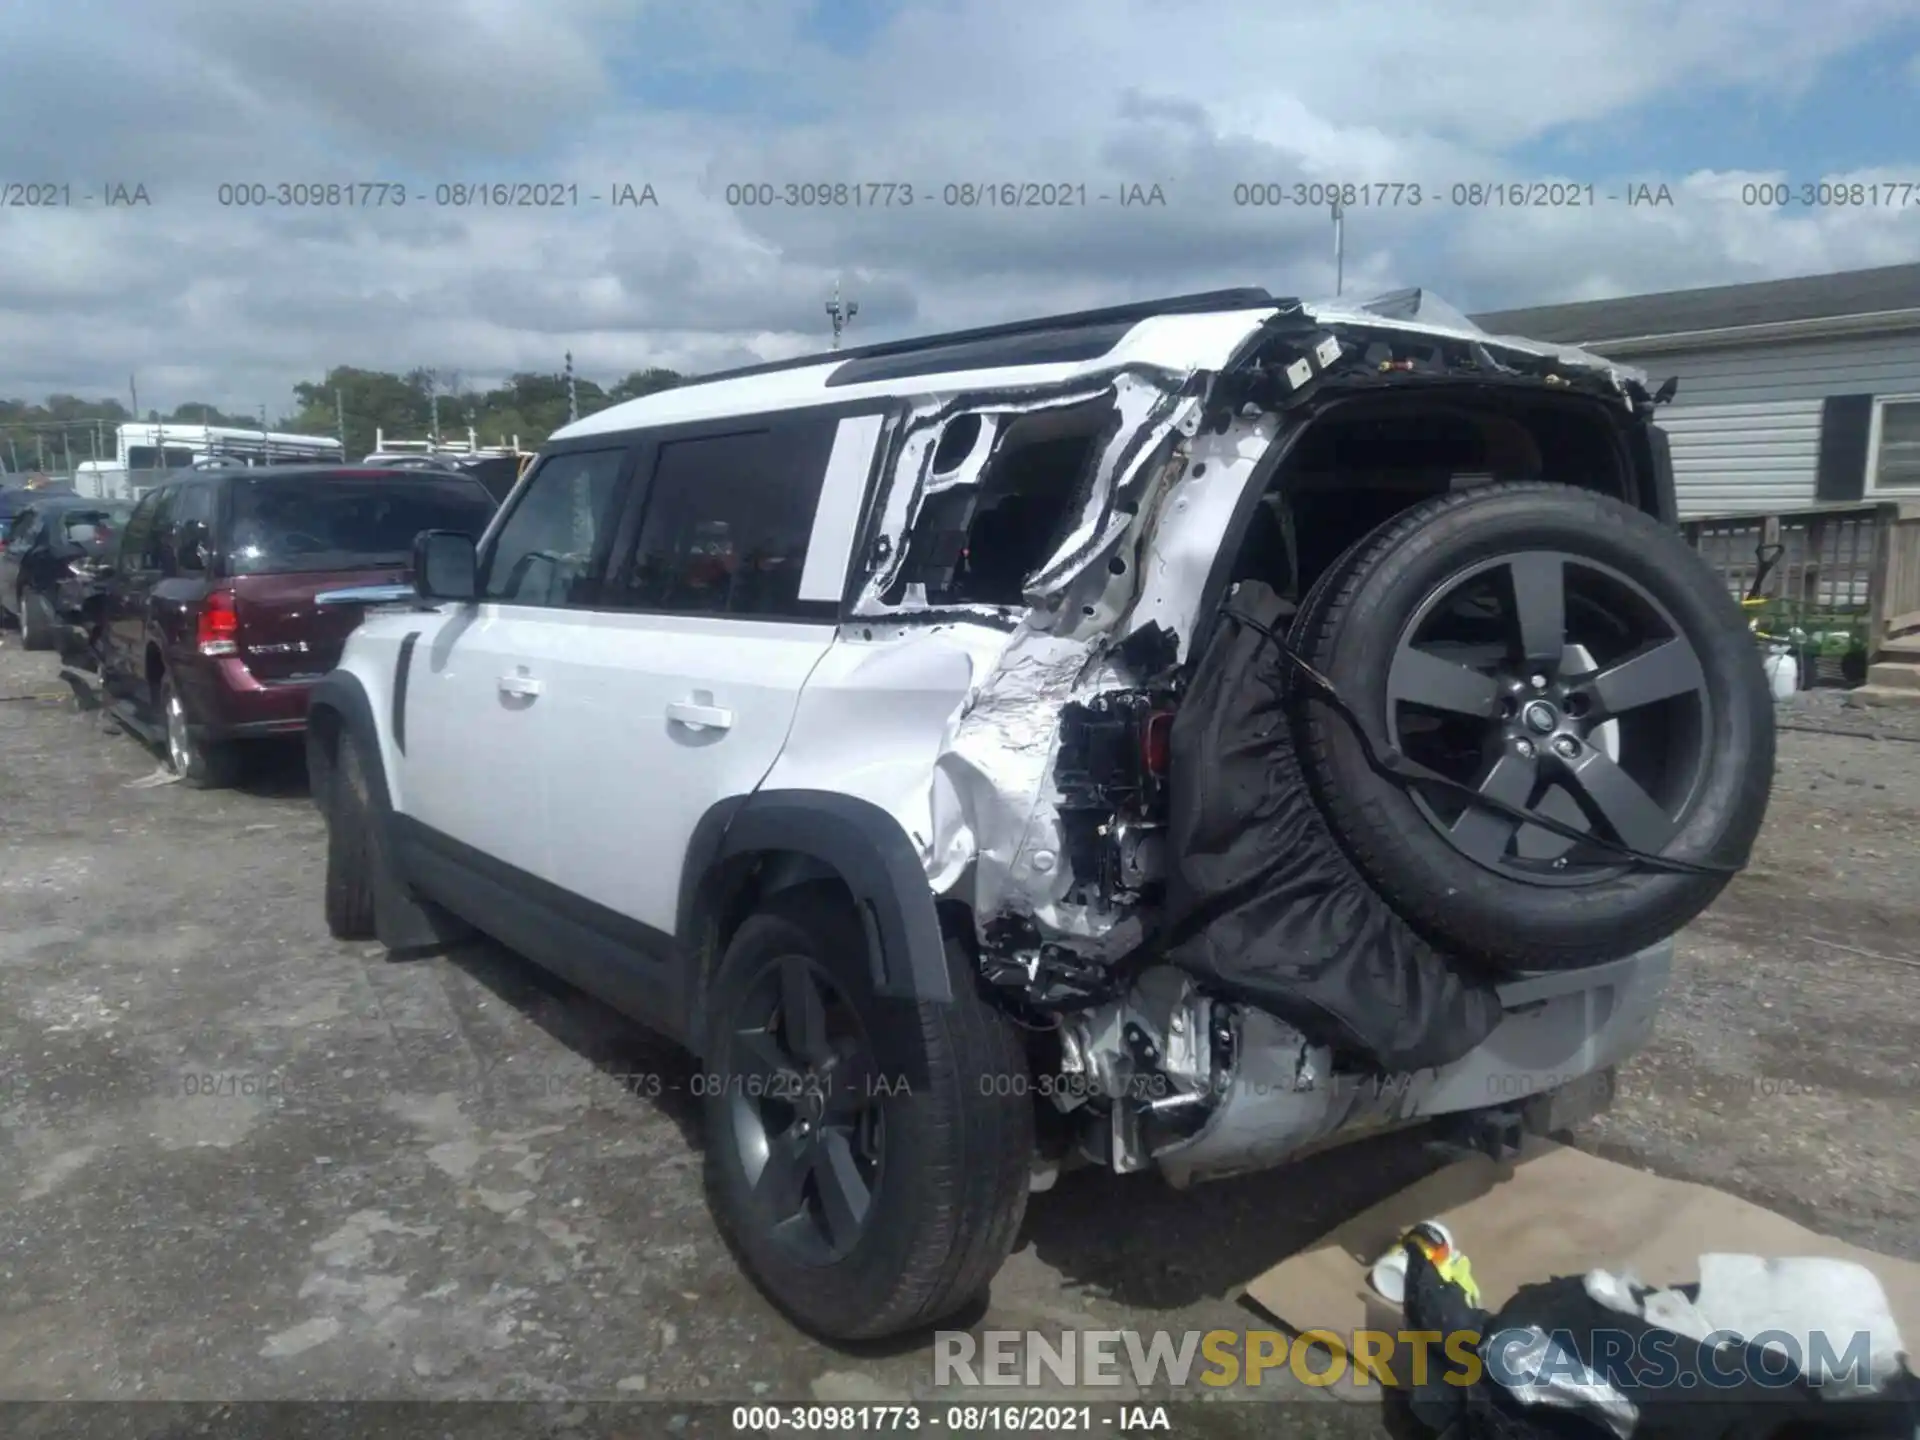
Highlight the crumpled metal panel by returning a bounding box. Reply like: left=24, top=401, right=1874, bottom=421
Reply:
left=849, top=293, right=1646, bottom=958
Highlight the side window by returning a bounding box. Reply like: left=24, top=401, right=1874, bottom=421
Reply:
left=619, top=421, right=833, bottom=618
left=145, top=485, right=183, bottom=573
left=117, top=488, right=168, bottom=574
left=166, top=485, right=216, bottom=570
left=480, top=448, right=628, bottom=607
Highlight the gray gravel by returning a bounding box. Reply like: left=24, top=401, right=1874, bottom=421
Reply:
left=1, top=640, right=1914, bottom=1429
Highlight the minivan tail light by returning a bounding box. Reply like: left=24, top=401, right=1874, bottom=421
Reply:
left=198, top=588, right=238, bottom=656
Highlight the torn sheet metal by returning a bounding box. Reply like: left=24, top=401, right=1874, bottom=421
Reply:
left=1298, top=289, right=1650, bottom=395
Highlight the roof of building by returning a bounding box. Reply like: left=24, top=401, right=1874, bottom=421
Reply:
left=1470, top=263, right=1920, bottom=346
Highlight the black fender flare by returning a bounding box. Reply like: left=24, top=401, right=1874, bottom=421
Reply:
left=678, top=789, right=955, bottom=1007
left=306, top=670, right=389, bottom=827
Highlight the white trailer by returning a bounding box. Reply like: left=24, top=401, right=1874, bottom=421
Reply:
left=115, top=422, right=345, bottom=472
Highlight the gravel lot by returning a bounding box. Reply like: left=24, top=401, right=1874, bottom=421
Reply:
left=1, top=638, right=1914, bottom=1433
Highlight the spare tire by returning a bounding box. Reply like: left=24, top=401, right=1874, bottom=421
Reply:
left=1286, top=480, right=1772, bottom=971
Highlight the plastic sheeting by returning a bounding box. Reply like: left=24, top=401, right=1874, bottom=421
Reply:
left=1158, top=579, right=1502, bottom=1072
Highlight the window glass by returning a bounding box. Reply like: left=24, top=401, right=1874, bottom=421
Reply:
left=1875, top=400, right=1920, bottom=490
left=61, top=503, right=133, bottom=552
left=230, top=473, right=496, bottom=576
left=620, top=425, right=830, bottom=617
left=123, top=486, right=177, bottom=572
left=5, top=508, right=38, bottom=547
left=116, top=489, right=165, bottom=573
left=481, top=449, right=627, bottom=606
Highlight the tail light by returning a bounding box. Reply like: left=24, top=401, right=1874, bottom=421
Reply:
left=197, top=588, right=238, bottom=656
left=1140, top=709, right=1174, bottom=778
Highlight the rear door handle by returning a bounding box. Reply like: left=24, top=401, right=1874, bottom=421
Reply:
left=666, top=699, right=733, bottom=731
left=497, top=672, right=543, bottom=697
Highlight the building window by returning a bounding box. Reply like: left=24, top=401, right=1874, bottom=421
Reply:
left=1868, top=396, right=1920, bottom=493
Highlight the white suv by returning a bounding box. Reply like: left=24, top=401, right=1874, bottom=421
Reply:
left=309, top=287, right=1773, bottom=1341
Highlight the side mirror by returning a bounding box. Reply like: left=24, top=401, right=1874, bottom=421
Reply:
left=413, top=529, right=477, bottom=602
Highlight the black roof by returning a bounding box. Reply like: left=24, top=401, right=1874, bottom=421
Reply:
left=1470, top=263, right=1920, bottom=345
left=686, top=287, right=1282, bottom=388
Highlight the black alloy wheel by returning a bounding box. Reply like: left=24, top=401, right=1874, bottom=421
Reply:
left=720, top=952, right=885, bottom=1265
left=1385, top=550, right=1711, bottom=885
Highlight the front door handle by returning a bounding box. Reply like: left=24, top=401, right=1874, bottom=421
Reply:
left=666, top=699, right=733, bottom=731
left=497, top=672, right=543, bottom=698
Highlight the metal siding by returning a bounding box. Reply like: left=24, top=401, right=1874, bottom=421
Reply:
left=1607, top=332, right=1920, bottom=514
left=1655, top=400, right=1823, bottom=515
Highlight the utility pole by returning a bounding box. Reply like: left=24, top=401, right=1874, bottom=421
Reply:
left=566, top=350, right=578, bottom=424
left=428, top=372, right=441, bottom=447
left=1331, top=199, right=1345, bottom=297
left=336, top=388, right=347, bottom=458
left=261, top=403, right=271, bottom=465
left=826, top=280, right=857, bottom=350
left=62, top=429, right=73, bottom=477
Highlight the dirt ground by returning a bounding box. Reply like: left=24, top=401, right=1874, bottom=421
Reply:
left=1, top=638, right=1915, bottom=1435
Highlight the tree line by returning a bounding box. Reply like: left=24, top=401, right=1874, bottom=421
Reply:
left=0, top=364, right=686, bottom=474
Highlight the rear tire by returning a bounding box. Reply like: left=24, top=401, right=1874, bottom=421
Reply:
left=1288, top=481, right=1772, bottom=971
left=20, top=589, right=56, bottom=650
left=702, top=887, right=1033, bottom=1341
left=160, top=673, right=242, bottom=790
left=324, top=732, right=378, bottom=941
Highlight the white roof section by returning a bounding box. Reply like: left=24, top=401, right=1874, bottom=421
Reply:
left=551, top=307, right=1280, bottom=440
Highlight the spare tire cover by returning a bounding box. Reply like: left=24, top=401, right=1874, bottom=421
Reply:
left=1160, top=579, right=1503, bottom=1073
left=1290, top=481, right=1772, bottom=972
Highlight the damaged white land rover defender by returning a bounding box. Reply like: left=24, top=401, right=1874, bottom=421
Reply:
left=309, top=287, right=1774, bottom=1342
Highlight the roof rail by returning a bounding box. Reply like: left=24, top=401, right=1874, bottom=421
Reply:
left=680, top=287, right=1282, bottom=389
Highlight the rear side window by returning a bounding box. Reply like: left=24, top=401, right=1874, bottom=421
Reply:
left=61, top=505, right=133, bottom=546
left=229, top=473, right=496, bottom=576
left=618, top=420, right=835, bottom=619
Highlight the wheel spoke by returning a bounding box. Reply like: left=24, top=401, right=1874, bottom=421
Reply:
left=752, top=1128, right=811, bottom=1222
left=1586, top=638, right=1705, bottom=716
left=1561, top=747, right=1675, bottom=854
left=734, top=1027, right=799, bottom=1088
left=1448, top=751, right=1538, bottom=865
left=811, top=1130, right=871, bottom=1252
left=779, top=957, right=829, bottom=1066
left=1514, top=784, right=1590, bottom=861
left=821, top=1047, right=878, bottom=1118
left=1389, top=647, right=1504, bottom=718
left=1505, top=554, right=1566, bottom=670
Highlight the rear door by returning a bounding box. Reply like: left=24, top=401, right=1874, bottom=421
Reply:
left=537, top=409, right=883, bottom=939
left=222, top=470, right=497, bottom=682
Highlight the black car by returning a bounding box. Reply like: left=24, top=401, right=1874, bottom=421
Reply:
left=0, top=493, right=134, bottom=649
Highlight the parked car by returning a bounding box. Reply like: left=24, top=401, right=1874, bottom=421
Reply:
left=78, top=465, right=495, bottom=786
left=307, top=288, right=1773, bottom=1341
left=0, top=494, right=134, bottom=648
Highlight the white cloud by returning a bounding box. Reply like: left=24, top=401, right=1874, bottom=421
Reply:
left=1, top=0, right=1916, bottom=410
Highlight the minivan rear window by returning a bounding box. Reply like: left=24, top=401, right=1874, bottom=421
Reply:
left=228, top=473, right=495, bottom=575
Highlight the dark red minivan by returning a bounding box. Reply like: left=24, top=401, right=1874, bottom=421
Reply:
left=82, top=465, right=496, bottom=786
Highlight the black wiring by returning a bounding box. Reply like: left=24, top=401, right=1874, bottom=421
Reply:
left=1220, top=606, right=1743, bottom=878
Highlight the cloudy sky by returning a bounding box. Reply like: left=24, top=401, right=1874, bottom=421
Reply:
left=3, top=0, right=1919, bottom=415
